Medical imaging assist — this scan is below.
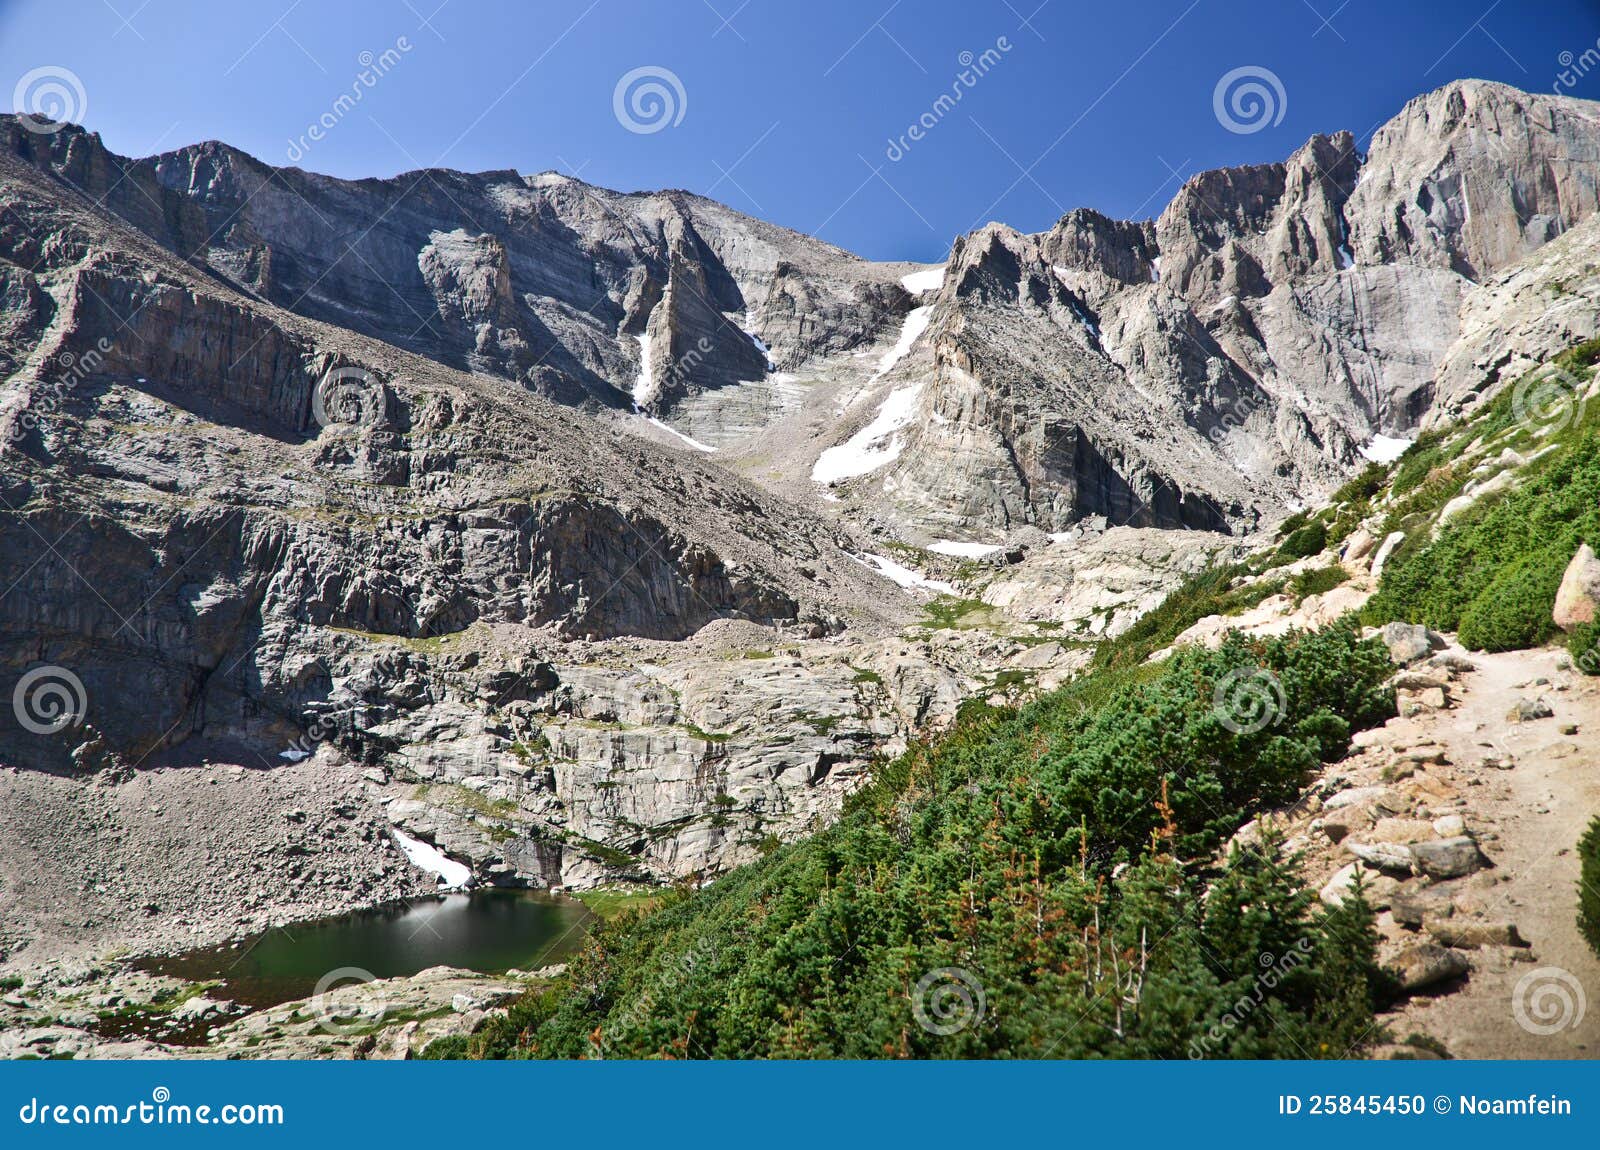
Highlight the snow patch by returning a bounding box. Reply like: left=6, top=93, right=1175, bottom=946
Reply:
left=742, top=312, right=774, bottom=367
left=392, top=828, right=473, bottom=890
left=1360, top=434, right=1413, bottom=464
left=900, top=266, right=946, bottom=294
left=872, top=305, right=931, bottom=380
left=645, top=416, right=717, bottom=453
left=631, top=333, right=656, bottom=408
left=811, top=383, right=922, bottom=483
left=928, top=540, right=1001, bottom=558
left=278, top=748, right=311, bottom=762
left=1150, top=256, right=1162, bottom=283
left=853, top=552, right=955, bottom=594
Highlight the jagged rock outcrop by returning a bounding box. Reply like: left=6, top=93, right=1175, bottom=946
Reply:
left=0, top=132, right=933, bottom=914
left=1346, top=80, right=1600, bottom=278
left=836, top=81, right=1600, bottom=538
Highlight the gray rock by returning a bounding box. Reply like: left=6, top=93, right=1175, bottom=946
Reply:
left=1381, top=622, right=1444, bottom=665
left=1410, top=836, right=1486, bottom=879
left=1345, top=840, right=1416, bottom=875
left=1505, top=697, right=1555, bottom=722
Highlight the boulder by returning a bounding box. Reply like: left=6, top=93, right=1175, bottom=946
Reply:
left=1345, top=840, right=1416, bottom=874
left=1427, top=651, right=1477, bottom=674
left=1410, top=836, right=1486, bottom=879
left=1389, top=887, right=1449, bottom=928
left=1343, top=527, right=1377, bottom=562
left=1380, top=622, right=1443, bottom=665
left=1389, top=943, right=1471, bottom=991
left=1432, top=814, right=1467, bottom=838
left=1426, top=920, right=1526, bottom=949
left=1319, top=862, right=1399, bottom=909
left=1552, top=542, right=1600, bottom=631
left=1505, top=697, right=1554, bottom=723
left=1371, top=532, right=1407, bottom=581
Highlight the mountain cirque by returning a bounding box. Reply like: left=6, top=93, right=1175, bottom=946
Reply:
left=2, top=79, right=1600, bottom=969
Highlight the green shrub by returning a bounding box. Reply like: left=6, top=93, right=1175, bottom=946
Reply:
left=1389, top=430, right=1450, bottom=495
left=1567, top=622, right=1600, bottom=676
left=1556, top=336, right=1600, bottom=373
left=1331, top=463, right=1389, bottom=506
left=1291, top=564, right=1350, bottom=603
left=1456, top=549, right=1568, bottom=652
left=1580, top=816, right=1600, bottom=959
left=1277, top=510, right=1310, bottom=539
left=1278, top=521, right=1328, bottom=561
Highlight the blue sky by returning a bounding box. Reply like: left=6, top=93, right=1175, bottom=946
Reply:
left=1, top=0, right=1596, bottom=261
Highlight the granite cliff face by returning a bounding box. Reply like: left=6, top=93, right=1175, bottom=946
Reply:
left=3, top=78, right=1600, bottom=968
left=848, top=81, right=1600, bottom=542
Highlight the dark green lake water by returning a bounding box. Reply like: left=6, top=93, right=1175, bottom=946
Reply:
left=138, top=890, right=594, bottom=1011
